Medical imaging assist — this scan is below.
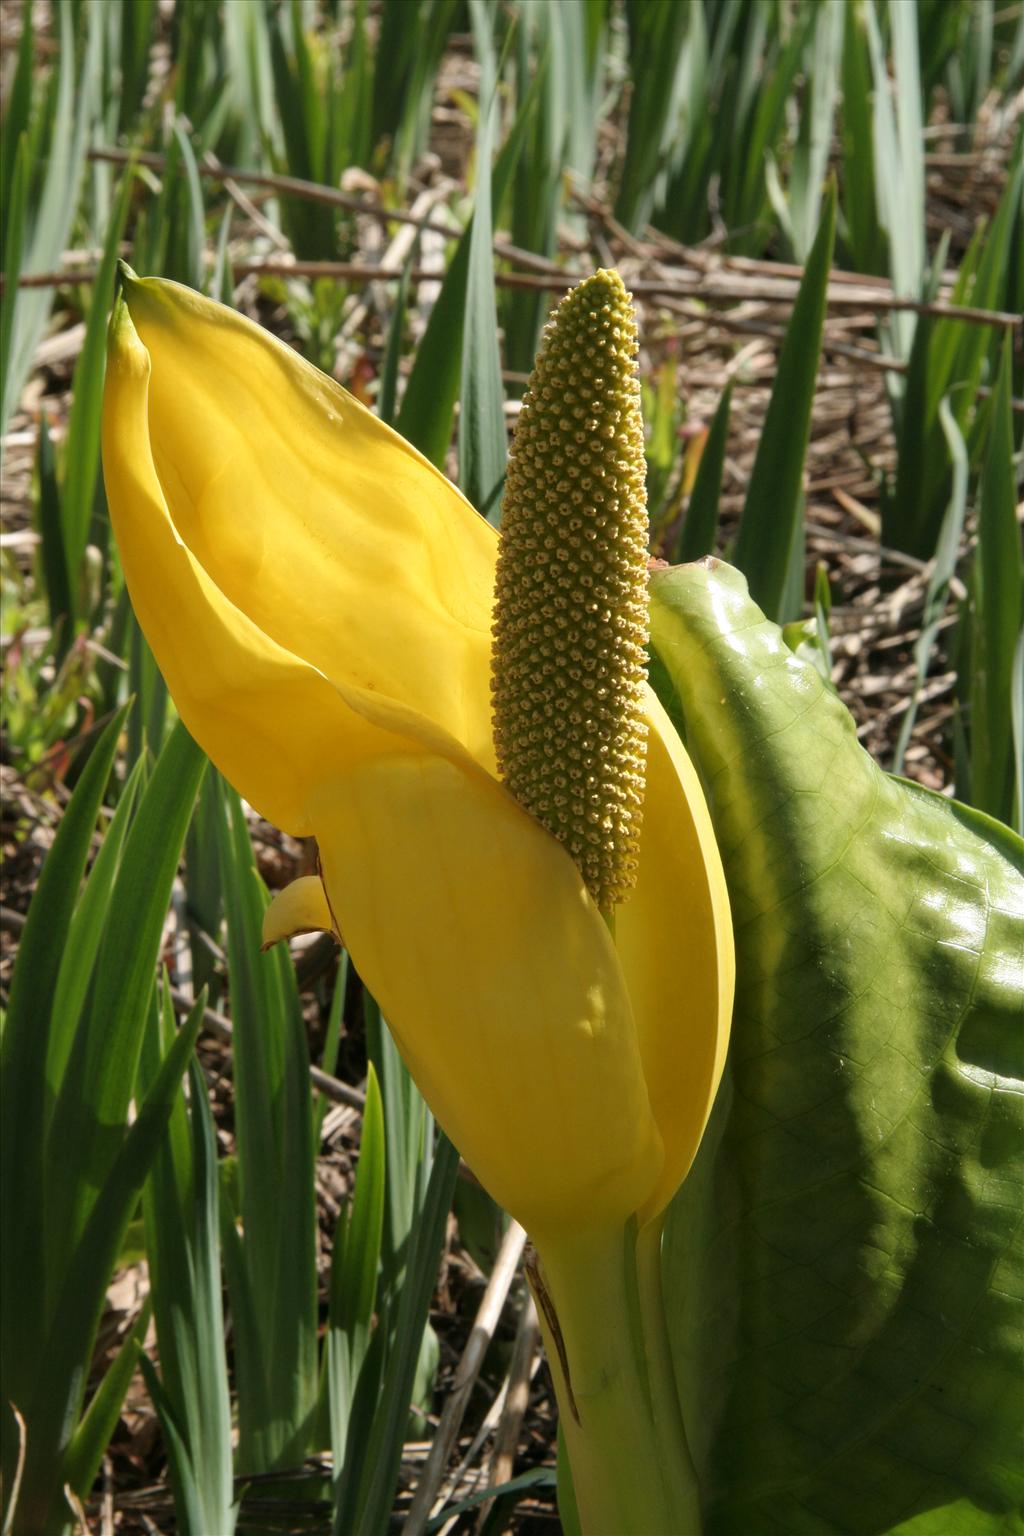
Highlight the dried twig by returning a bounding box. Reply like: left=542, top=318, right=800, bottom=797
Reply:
left=404, top=1221, right=528, bottom=1536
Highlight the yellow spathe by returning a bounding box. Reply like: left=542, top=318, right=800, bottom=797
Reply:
left=102, top=274, right=734, bottom=1234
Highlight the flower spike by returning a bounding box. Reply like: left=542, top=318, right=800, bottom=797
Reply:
left=490, top=270, right=650, bottom=914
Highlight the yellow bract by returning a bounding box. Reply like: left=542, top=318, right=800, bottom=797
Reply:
left=102, top=274, right=734, bottom=1235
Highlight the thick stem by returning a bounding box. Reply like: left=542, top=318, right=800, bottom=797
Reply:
left=636, top=1216, right=701, bottom=1516
left=531, top=1222, right=701, bottom=1536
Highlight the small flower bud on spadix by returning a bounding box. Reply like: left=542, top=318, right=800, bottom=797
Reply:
left=491, top=269, right=650, bottom=914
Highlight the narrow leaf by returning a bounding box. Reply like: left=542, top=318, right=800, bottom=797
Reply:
left=733, top=182, right=836, bottom=621
left=675, top=382, right=731, bottom=563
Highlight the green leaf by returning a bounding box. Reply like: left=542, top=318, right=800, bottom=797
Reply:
left=504, top=23, right=557, bottom=374
left=396, top=66, right=534, bottom=468
left=864, top=0, right=924, bottom=356
left=183, top=764, right=224, bottom=1000
left=141, top=1013, right=236, bottom=1536
left=45, top=721, right=205, bottom=1271
left=2, top=0, right=102, bottom=437
left=0, top=132, right=29, bottom=433
left=349, top=1133, right=459, bottom=1535
left=650, top=559, right=1024, bottom=1535
left=326, top=1062, right=385, bottom=1480
left=458, top=0, right=506, bottom=522
left=733, top=181, right=836, bottom=622
left=35, top=409, right=74, bottom=657
left=968, top=335, right=1022, bottom=826
left=0, top=704, right=129, bottom=1422
left=126, top=614, right=169, bottom=765
left=48, top=754, right=146, bottom=1088
left=364, top=994, right=429, bottom=1293
left=674, top=382, right=731, bottom=564
left=785, top=0, right=843, bottom=262
left=137, top=1355, right=205, bottom=1536
left=377, top=257, right=413, bottom=429
left=725, top=8, right=812, bottom=252
left=216, top=781, right=318, bottom=1474
left=425, top=1468, right=558, bottom=1532
left=839, top=0, right=886, bottom=274
left=0, top=2, right=33, bottom=220
left=62, top=1299, right=152, bottom=1499
left=18, top=997, right=204, bottom=1536
left=615, top=0, right=691, bottom=233
left=891, top=147, right=1022, bottom=557
left=62, top=171, right=134, bottom=588
left=891, top=397, right=969, bottom=775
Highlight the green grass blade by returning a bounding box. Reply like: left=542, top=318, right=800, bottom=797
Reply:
left=675, top=382, right=732, bottom=563
left=428, top=1468, right=557, bottom=1532
left=217, top=782, right=318, bottom=1473
left=1012, top=626, right=1023, bottom=838
left=786, top=0, right=843, bottom=261
left=63, top=1300, right=152, bottom=1501
left=183, top=1052, right=236, bottom=1535
left=891, top=396, right=969, bottom=775
left=392, top=0, right=459, bottom=181
left=126, top=616, right=169, bottom=765
left=47, top=754, right=147, bottom=1090
left=349, top=1134, right=460, bottom=1534
left=377, top=257, right=413, bottom=429
left=396, top=77, right=533, bottom=467
left=62, top=173, right=134, bottom=587
left=935, top=143, right=1022, bottom=434
left=326, top=1062, right=385, bottom=1475
left=727, top=10, right=812, bottom=253
left=459, top=0, right=506, bottom=521
left=268, top=1, right=334, bottom=257
left=20, top=997, right=203, bottom=1536
left=652, top=0, right=711, bottom=244
left=139, top=987, right=195, bottom=1423
left=0, top=703, right=129, bottom=1401
left=864, top=0, right=924, bottom=357
left=45, top=721, right=206, bottom=1270
left=136, top=1355, right=205, bottom=1536
left=0, top=133, right=29, bottom=434
left=115, top=0, right=158, bottom=134
left=336, top=1060, right=386, bottom=1347
left=141, top=1027, right=236, bottom=1536
left=969, top=335, right=1022, bottom=824
left=365, top=996, right=429, bottom=1292
left=733, top=181, right=836, bottom=622
left=35, top=409, right=74, bottom=656
left=184, top=766, right=224, bottom=1000
left=615, top=0, right=690, bottom=233
left=504, top=25, right=556, bottom=373
left=883, top=237, right=947, bottom=554
left=371, top=0, right=425, bottom=153
left=0, top=1, right=33, bottom=220
left=839, top=0, right=886, bottom=273
left=2, top=0, right=102, bottom=436
left=170, top=119, right=208, bottom=291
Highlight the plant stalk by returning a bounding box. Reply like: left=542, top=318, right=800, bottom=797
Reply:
left=530, top=1221, right=701, bottom=1536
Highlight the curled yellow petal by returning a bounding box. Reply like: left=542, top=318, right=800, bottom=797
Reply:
left=308, top=751, right=664, bottom=1238
left=617, top=690, right=735, bottom=1223
left=120, top=273, right=499, bottom=773
left=262, top=875, right=339, bottom=951
left=102, top=294, right=477, bottom=833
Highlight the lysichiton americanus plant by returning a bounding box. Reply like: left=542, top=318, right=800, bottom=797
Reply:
left=102, top=265, right=734, bottom=1532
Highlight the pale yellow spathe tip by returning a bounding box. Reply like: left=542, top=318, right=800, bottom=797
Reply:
left=262, top=874, right=339, bottom=951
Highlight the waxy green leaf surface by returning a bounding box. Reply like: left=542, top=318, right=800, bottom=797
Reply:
left=650, top=560, right=1023, bottom=1536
